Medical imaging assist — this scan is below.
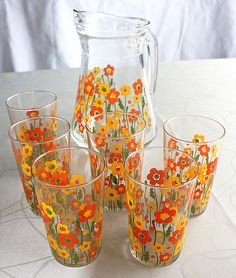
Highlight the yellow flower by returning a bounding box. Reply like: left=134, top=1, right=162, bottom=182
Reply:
left=96, top=77, right=102, bottom=85
left=48, top=234, right=58, bottom=250
left=113, top=143, right=122, bottom=153
left=17, top=130, right=27, bottom=142
left=185, top=165, right=198, bottom=180
left=53, top=120, right=57, bottom=131
left=174, top=239, right=184, bottom=256
left=93, top=97, right=105, bottom=107
left=183, top=147, right=193, bottom=156
left=120, top=85, right=131, bottom=97
left=133, top=95, right=140, bottom=104
left=147, top=201, right=156, bottom=211
left=22, top=144, right=33, bottom=158
left=93, top=67, right=100, bottom=76
left=98, top=83, right=110, bottom=96
left=132, top=241, right=141, bottom=253
left=21, top=163, right=32, bottom=177
left=20, top=123, right=28, bottom=132
left=107, top=117, right=119, bottom=129
left=61, top=188, right=74, bottom=195
left=70, top=174, right=86, bottom=185
left=176, top=217, right=187, bottom=230
left=152, top=242, right=163, bottom=253
left=109, top=162, right=124, bottom=175
left=80, top=99, right=86, bottom=110
left=211, top=144, right=217, bottom=158
left=99, top=125, right=109, bottom=135
left=192, top=134, right=205, bottom=143
left=156, top=231, right=164, bottom=238
left=115, top=109, right=123, bottom=119
left=79, top=241, right=91, bottom=252
left=56, top=223, right=70, bottom=234
left=104, top=188, right=119, bottom=201
left=83, top=230, right=89, bottom=236
left=127, top=180, right=135, bottom=192
left=45, top=160, right=59, bottom=174
left=57, top=248, right=70, bottom=259
left=62, top=212, right=76, bottom=225
left=42, top=202, right=55, bottom=219
left=134, top=216, right=144, bottom=229
left=127, top=192, right=135, bottom=210
left=166, top=175, right=181, bottom=186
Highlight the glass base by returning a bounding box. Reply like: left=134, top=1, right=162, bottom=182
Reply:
left=190, top=204, right=207, bottom=218
left=53, top=247, right=102, bottom=268
left=129, top=245, right=181, bottom=267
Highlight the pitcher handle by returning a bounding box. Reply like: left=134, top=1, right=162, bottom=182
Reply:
left=144, top=31, right=158, bottom=95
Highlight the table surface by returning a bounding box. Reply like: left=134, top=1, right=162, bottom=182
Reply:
left=0, top=59, right=236, bottom=278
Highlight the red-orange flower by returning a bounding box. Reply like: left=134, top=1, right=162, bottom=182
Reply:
left=104, top=64, right=115, bottom=76
left=127, top=139, right=138, bottom=152
left=107, top=88, right=120, bottom=104
left=147, top=168, right=165, bottom=185
left=26, top=110, right=39, bottom=118
left=167, top=138, right=177, bottom=149
left=42, top=136, right=55, bottom=152
left=134, top=226, right=152, bottom=245
left=168, top=227, right=185, bottom=244
left=58, top=233, right=79, bottom=249
left=135, top=202, right=144, bottom=216
left=160, top=252, right=172, bottom=263
left=177, top=156, right=190, bottom=170
left=167, top=159, right=177, bottom=171
left=207, top=158, right=218, bottom=175
left=78, top=203, right=97, bottom=222
left=198, top=144, right=210, bottom=156
left=90, top=106, right=104, bottom=119
left=76, top=109, right=83, bottom=123
left=84, top=81, right=94, bottom=96
left=128, top=108, right=140, bottom=122
left=154, top=207, right=176, bottom=224
left=128, top=152, right=140, bottom=169
left=105, top=177, right=112, bottom=187
left=50, top=172, right=68, bottom=185
left=194, top=188, right=203, bottom=199
left=13, top=148, right=22, bottom=163
left=94, top=136, right=106, bottom=148
left=116, top=184, right=126, bottom=195
left=70, top=199, right=82, bottom=211
left=133, top=79, right=143, bottom=95
left=26, top=127, right=44, bottom=142
left=108, top=153, right=122, bottom=164
left=88, top=247, right=97, bottom=258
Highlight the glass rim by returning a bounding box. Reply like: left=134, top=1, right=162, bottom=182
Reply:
left=5, top=90, right=57, bottom=111
left=163, top=115, right=226, bottom=145
left=8, top=116, right=70, bottom=145
left=124, top=146, right=199, bottom=189
left=32, top=146, right=106, bottom=189
left=85, top=111, right=146, bottom=139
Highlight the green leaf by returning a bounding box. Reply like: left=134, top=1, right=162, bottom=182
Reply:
left=77, top=189, right=83, bottom=200
left=191, top=205, right=195, bottom=215
left=141, top=97, right=145, bottom=109
left=195, top=154, right=200, bottom=161
left=76, top=219, right=80, bottom=227
left=118, top=99, right=125, bottom=111
left=107, top=103, right=111, bottom=112
left=117, top=200, right=122, bottom=209
left=131, top=126, right=135, bottom=134
left=110, top=78, right=113, bottom=87
left=150, top=188, right=156, bottom=200
left=73, top=253, right=80, bottom=264
left=166, top=226, right=172, bottom=238
left=143, top=251, right=150, bottom=262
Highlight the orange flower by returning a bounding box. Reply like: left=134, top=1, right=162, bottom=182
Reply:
left=78, top=203, right=97, bottom=222
left=167, top=159, right=177, bottom=171
left=84, top=81, right=94, bottom=96
left=198, top=144, right=210, bottom=156
left=26, top=110, right=39, bottom=118
left=70, top=199, right=82, bottom=211
left=103, top=64, right=115, bottom=76
left=107, top=88, right=120, bottom=104
left=26, top=127, right=44, bottom=142
left=207, top=158, right=218, bottom=175
left=127, top=139, right=138, bottom=152
left=167, top=138, right=177, bottom=149
left=154, top=207, right=176, bottom=224
left=94, top=136, right=106, bottom=148
left=88, top=247, right=97, bottom=258
left=128, top=109, right=140, bottom=122
left=133, top=79, right=143, bottom=95
left=90, top=106, right=104, bottom=119
left=58, top=233, right=79, bottom=249
left=160, top=252, right=172, bottom=263
left=147, top=168, right=165, bottom=185
left=177, top=155, right=190, bottom=170
left=115, top=184, right=126, bottom=195
left=128, top=152, right=140, bottom=169
left=50, top=172, right=68, bottom=186
left=168, top=227, right=185, bottom=244
left=108, top=153, right=122, bottom=164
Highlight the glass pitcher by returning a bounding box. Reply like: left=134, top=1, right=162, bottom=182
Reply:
left=71, top=10, right=158, bottom=145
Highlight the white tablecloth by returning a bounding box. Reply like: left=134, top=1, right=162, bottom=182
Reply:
left=0, top=59, right=236, bottom=277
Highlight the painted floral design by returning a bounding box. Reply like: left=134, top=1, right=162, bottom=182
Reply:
left=72, top=64, right=152, bottom=143
left=87, top=112, right=145, bottom=211
left=165, top=134, right=221, bottom=216
left=10, top=118, right=69, bottom=215
left=125, top=150, right=197, bottom=266
left=33, top=151, right=104, bottom=267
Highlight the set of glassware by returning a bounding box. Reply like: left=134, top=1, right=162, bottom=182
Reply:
left=5, top=10, right=225, bottom=268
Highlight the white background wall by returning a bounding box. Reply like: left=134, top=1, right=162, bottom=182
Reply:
left=0, top=0, right=236, bottom=72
